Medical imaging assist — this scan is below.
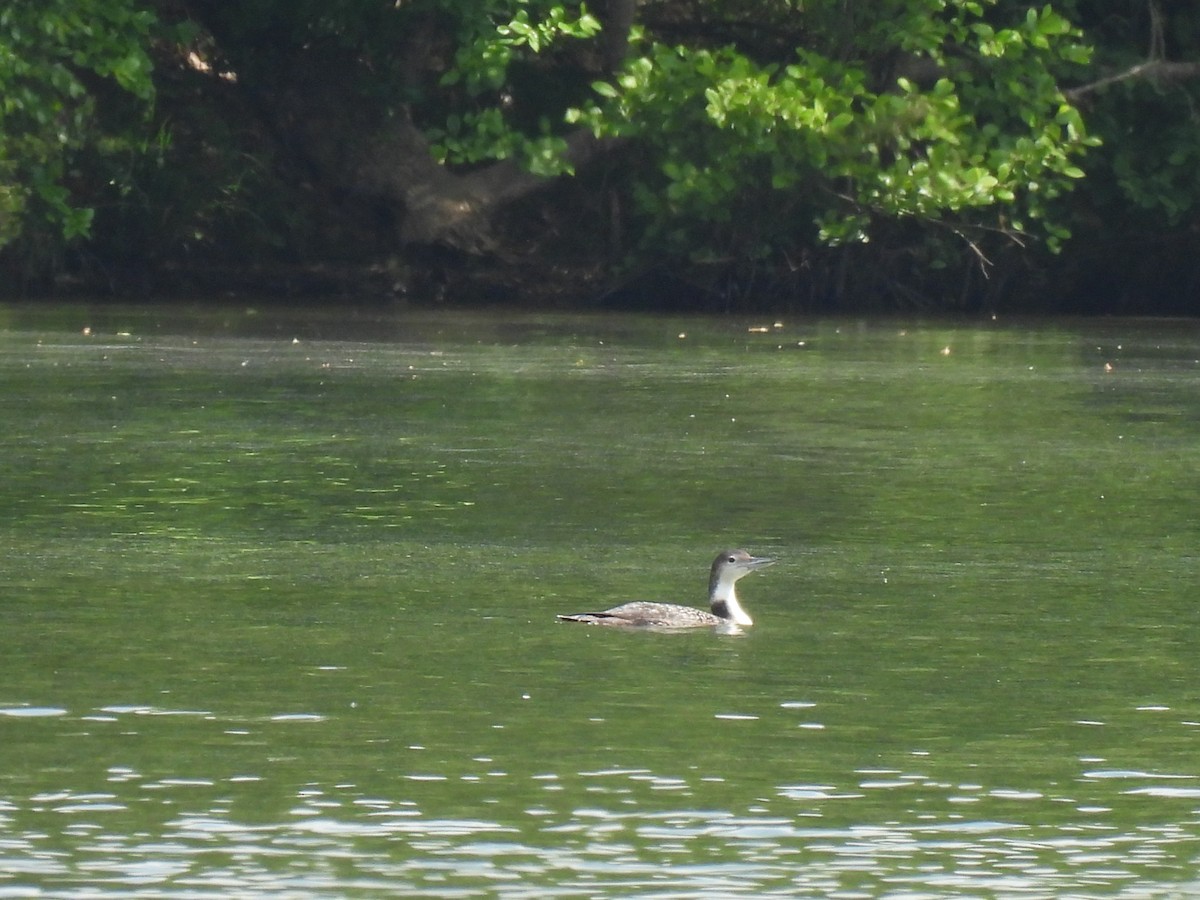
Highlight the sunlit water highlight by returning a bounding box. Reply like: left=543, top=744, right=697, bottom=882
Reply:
left=1, top=305, right=1199, bottom=896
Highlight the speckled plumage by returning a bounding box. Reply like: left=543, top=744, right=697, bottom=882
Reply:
left=556, top=601, right=726, bottom=628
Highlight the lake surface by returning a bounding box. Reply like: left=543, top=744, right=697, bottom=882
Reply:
left=1, top=303, right=1198, bottom=897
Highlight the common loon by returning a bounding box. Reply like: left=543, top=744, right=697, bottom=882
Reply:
left=557, top=549, right=776, bottom=629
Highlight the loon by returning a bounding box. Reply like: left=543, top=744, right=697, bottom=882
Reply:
left=557, top=549, right=776, bottom=629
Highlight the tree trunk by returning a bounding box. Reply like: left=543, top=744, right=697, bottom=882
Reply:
left=183, top=1, right=623, bottom=255
left=346, top=116, right=611, bottom=251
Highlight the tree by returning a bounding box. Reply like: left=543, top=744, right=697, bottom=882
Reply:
left=570, top=1, right=1096, bottom=305
left=0, top=1, right=154, bottom=275
left=140, top=0, right=1092, bottom=305
left=1049, top=0, right=1200, bottom=313
left=3, top=0, right=1191, bottom=312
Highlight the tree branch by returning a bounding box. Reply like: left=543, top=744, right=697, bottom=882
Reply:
left=1066, top=59, right=1200, bottom=100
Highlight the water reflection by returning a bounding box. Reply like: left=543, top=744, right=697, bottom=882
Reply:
left=2, top=310, right=1200, bottom=896
left=4, top=767, right=1199, bottom=896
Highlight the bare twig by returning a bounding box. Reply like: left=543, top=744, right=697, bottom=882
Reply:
left=1066, top=59, right=1200, bottom=100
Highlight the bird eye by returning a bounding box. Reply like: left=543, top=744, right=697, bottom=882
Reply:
left=727, top=555, right=737, bottom=563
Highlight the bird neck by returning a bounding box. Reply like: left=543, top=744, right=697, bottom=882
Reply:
left=709, top=580, right=753, bottom=626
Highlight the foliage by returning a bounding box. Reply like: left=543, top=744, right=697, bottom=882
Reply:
left=394, top=0, right=1101, bottom=305
left=1018, top=0, right=1200, bottom=313
left=559, top=1, right=1095, bottom=290
left=426, top=0, right=603, bottom=175
left=0, top=0, right=155, bottom=262
left=1059, top=0, right=1200, bottom=226
left=0, top=0, right=1195, bottom=311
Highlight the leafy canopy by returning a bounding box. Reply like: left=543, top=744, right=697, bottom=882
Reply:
left=432, top=0, right=1095, bottom=263
left=0, top=0, right=1112, bottom=303
left=0, top=0, right=155, bottom=250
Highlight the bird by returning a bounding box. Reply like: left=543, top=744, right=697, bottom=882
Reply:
left=557, top=549, right=776, bottom=629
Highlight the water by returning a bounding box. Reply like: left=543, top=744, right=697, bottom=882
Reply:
left=1, top=304, right=1199, bottom=896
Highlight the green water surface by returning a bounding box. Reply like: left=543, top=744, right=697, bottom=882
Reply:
left=1, top=304, right=1198, bottom=896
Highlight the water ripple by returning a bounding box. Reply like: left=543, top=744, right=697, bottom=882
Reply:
left=0, top=773, right=1197, bottom=897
